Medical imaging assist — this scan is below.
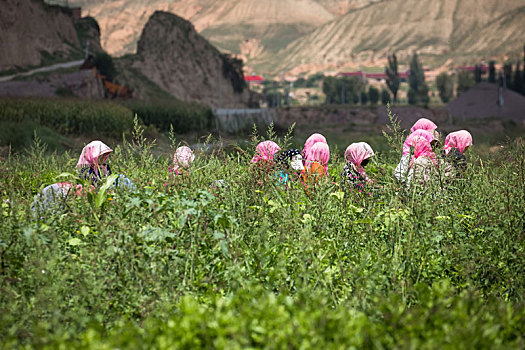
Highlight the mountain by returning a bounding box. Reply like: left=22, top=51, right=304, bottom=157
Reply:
left=0, top=0, right=103, bottom=72
left=70, top=0, right=350, bottom=58
left=115, top=11, right=250, bottom=107
left=69, top=0, right=524, bottom=76
left=258, top=0, right=525, bottom=74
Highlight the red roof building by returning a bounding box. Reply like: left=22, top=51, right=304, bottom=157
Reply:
left=245, top=75, right=264, bottom=83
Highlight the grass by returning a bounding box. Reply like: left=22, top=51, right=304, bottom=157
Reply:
left=0, top=121, right=524, bottom=348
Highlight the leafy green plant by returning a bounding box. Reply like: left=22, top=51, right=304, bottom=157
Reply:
left=0, top=129, right=524, bottom=348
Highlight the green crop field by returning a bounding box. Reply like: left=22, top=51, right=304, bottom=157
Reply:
left=0, top=120, right=524, bottom=348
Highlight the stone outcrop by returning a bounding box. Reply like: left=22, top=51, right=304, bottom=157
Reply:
left=0, top=0, right=103, bottom=72
left=120, top=11, right=250, bottom=107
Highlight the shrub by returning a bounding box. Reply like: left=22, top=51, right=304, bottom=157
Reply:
left=0, top=98, right=133, bottom=137
left=123, top=99, right=213, bottom=133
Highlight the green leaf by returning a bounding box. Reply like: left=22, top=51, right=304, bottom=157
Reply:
left=67, top=237, right=82, bottom=246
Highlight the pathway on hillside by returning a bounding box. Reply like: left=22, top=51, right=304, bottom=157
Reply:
left=0, top=60, right=84, bottom=82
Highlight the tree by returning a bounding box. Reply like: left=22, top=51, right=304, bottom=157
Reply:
left=322, top=76, right=338, bottom=104
left=474, top=65, right=482, bottom=83
left=488, top=61, right=496, bottom=83
left=94, top=53, right=116, bottom=82
left=381, top=89, right=390, bottom=105
left=512, top=61, right=524, bottom=96
left=368, top=86, right=379, bottom=105
left=385, top=53, right=400, bottom=103
left=457, top=71, right=475, bottom=96
left=503, top=62, right=512, bottom=89
left=407, top=53, right=429, bottom=105
left=360, top=91, right=369, bottom=105
left=436, top=72, right=454, bottom=103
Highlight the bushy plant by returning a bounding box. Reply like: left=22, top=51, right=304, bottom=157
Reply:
left=0, top=128, right=524, bottom=348
left=0, top=98, right=133, bottom=137
left=124, top=99, right=213, bottom=133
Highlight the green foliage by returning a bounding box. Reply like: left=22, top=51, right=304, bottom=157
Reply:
left=123, top=99, right=213, bottom=133
left=408, top=53, right=430, bottom=105
left=360, top=90, right=368, bottom=105
left=221, top=54, right=246, bottom=93
left=322, top=76, right=365, bottom=105
left=0, top=98, right=133, bottom=138
left=368, top=86, right=379, bottom=105
left=488, top=61, right=496, bottom=83
left=457, top=71, right=475, bottom=96
left=294, top=73, right=324, bottom=88
left=381, top=89, right=391, bottom=105
left=511, top=61, right=524, bottom=95
left=385, top=53, right=400, bottom=103
left=1, top=131, right=525, bottom=347
left=436, top=72, right=454, bottom=103
left=94, top=53, right=117, bottom=82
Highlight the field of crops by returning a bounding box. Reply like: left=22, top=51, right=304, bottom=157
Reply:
left=0, top=123, right=524, bottom=348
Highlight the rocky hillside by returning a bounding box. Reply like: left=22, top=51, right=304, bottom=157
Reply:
left=260, top=0, right=525, bottom=74
left=0, top=0, right=103, bottom=72
left=116, top=11, right=250, bottom=108
left=70, top=0, right=370, bottom=59
left=72, top=0, right=524, bottom=76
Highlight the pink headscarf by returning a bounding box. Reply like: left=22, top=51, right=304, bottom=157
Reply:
left=251, top=141, right=281, bottom=164
left=76, top=140, right=112, bottom=176
left=403, top=129, right=436, bottom=156
left=345, top=142, right=374, bottom=178
left=302, top=133, right=327, bottom=157
left=410, top=118, right=438, bottom=137
left=410, top=135, right=437, bottom=167
left=172, top=146, right=195, bottom=175
left=305, top=142, right=330, bottom=173
left=444, top=130, right=473, bottom=155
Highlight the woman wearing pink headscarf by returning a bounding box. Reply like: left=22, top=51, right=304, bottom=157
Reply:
left=76, top=140, right=135, bottom=189
left=406, top=135, right=438, bottom=185
left=76, top=140, right=113, bottom=184
left=171, top=146, right=195, bottom=176
left=300, top=142, right=330, bottom=192
left=251, top=140, right=281, bottom=164
left=394, top=129, right=437, bottom=181
left=341, top=142, right=374, bottom=190
left=410, top=118, right=439, bottom=138
left=443, top=130, right=472, bottom=176
left=302, top=133, right=327, bottom=158
left=251, top=140, right=281, bottom=185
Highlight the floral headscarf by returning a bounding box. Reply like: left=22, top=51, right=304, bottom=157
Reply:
left=403, top=129, right=436, bottom=156
left=76, top=141, right=112, bottom=175
left=344, top=142, right=374, bottom=178
left=276, top=149, right=304, bottom=171
left=171, top=146, right=195, bottom=175
left=305, top=142, right=330, bottom=173
left=444, top=130, right=473, bottom=155
left=410, top=118, right=438, bottom=138
left=302, top=133, right=327, bottom=157
left=410, top=135, right=437, bottom=168
left=251, top=141, right=281, bottom=164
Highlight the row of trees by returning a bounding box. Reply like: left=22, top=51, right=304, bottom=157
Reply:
left=322, top=76, right=391, bottom=105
